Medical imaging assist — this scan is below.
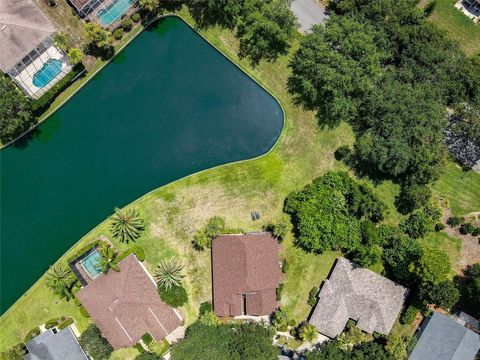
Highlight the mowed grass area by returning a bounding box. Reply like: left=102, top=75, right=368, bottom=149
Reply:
left=1, top=6, right=480, bottom=357
left=421, top=231, right=462, bottom=267
left=433, top=162, right=480, bottom=215
left=428, top=0, right=480, bottom=55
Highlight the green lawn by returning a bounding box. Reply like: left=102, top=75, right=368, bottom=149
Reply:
left=1, top=6, right=480, bottom=357
left=433, top=162, right=480, bottom=215
left=428, top=0, right=480, bottom=55
left=421, top=231, right=462, bottom=265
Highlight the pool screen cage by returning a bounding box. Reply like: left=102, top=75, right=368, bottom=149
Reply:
left=6, top=36, right=71, bottom=99
left=83, top=0, right=139, bottom=30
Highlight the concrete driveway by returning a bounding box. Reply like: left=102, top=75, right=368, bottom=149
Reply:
left=290, top=0, right=329, bottom=33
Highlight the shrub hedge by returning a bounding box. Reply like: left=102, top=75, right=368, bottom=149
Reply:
left=66, top=240, right=103, bottom=263
left=199, top=301, right=212, bottom=316
left=158, top=284, right=188, bottom=308
left=113, top=28, right=123, bottom=40
left=79, top=305, right=90, bottom=318
left=141, top=332, right=153, bottom=345
left=131, top=13, right=140, bottom=22
left=115, top=245, right=145, bottom=263
left=45, top=318, right=60, bottom=329
left=122, top=18, right=133, bottom=31
left=276, top=283, right=284, bottom=301
left=134, top=343, right=145, bottom=354
left=23, top=327, right=41, bottom=343
left=32, top=64, right=85, bottom=115
left=401, top=306, right=418, bottom=325
left=58, top=318, right=74, bottom=330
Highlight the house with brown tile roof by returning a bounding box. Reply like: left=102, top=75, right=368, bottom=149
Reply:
left=309, top=257, right=408, bottom=338
left=211, top=232, right=283, bottom=317
left=76, top=254, right=182, bottom=349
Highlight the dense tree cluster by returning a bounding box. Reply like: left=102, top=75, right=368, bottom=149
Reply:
left=78, top=324, right=113, bottom=360
left=170, top=322, right=278, bottom=360
left=189, top=0, right=297, bottom=64
left=458, top=263, right=480, bottom=317
left=305, top=338, right=392, bottom=360
left=0, top=76, right=35, bottom=144
left=284, top=172, right=386, bottom=255
left=288, top=0, right=480, bottom=189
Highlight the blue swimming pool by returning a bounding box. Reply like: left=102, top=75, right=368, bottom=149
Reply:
left=98, top=0, right=133, bottom=25
left=32, top=59, right=62, bottom=88
left=81, top=250, right=103, bottom=279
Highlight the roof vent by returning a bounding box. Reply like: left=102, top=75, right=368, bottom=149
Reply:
left=1, top=25, right=6, bottom=31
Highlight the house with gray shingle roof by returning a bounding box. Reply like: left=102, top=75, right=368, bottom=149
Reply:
left=309, top=257, right=408, bottom=338
left=409, top=312, right=480, bottom=360
left=24, top=326, right=88, bottom=360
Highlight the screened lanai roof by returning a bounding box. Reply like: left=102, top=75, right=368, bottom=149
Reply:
left=0, top=0, right=56, bottom=72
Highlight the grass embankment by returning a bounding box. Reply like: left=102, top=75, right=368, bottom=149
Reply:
left=1, top=6, right=480, bottom=357
left=428, top=0, right=480, bottom=55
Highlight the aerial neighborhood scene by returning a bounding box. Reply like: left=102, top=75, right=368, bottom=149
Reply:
left=1, top=0, right=480, bottom=358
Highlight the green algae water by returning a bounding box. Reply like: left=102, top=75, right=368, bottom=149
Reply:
left=0, top=17, right=283, bottom=313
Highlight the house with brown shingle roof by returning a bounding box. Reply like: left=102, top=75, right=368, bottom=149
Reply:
left=211, top=232, right=283, bottom=317
left=309, top=257, right=408, bottom=338
left=76, top=254, right=182, bottom=349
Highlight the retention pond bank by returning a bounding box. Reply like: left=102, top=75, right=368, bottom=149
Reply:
left=0, top=16, right=283, bottom=313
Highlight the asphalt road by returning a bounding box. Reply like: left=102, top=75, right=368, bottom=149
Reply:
left=290, top=0, right=329, bottom=33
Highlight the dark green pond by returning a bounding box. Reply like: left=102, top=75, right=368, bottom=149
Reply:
left=0, top=17, right=283, bottom=313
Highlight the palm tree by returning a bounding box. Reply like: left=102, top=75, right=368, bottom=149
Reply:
left=53, top=32, right=68, bottom=52
left=155, top=259, right=185, bottom=289
left=110, top=207, right=145, bottom=244
left=299, top=322, right=318, bottom=343
left=45, top=263, right=75, bottom=300
left=97, top=244, right=120, bottom=273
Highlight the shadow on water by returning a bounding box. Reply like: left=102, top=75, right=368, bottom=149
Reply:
left=12, top=128, right=42, bottom=150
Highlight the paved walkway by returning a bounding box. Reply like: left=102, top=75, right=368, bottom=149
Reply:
left=290, top=0, right=329, bottom=33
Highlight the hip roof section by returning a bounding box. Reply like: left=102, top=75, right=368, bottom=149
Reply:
left=212, top=232, right=283, bottom=317
left=0, top=0, right=56, bottom=71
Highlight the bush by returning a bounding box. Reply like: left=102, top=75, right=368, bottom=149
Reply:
left=276, top=283, right=284, bottom=301
left=141, top=333, right=153, bottom=345
left=32, top=64, right=85, bottom=115
left=400, top=306, right=418, bottom=325
left=79, top=305, right=90, bottom=318
left=45, top=318, right=60, bottom=329
left=435, top=223, right=446, bottom=232
left=472, top=227, right=480, bottom=236
left=396, top=184, right=432, bottom=214
left=122, top=18, right=133, bottom=31
left=131, top=12, right=141, bottom=22
left=279, top=324, right=288, bottom=332
left=448, top=216, right=462, bottom=227
left=282, top=259, right=288, bottom=273
left=79, top=324, right=113, bottom=360
left=460, top=223, right=475, bottom=235
left=66, top=240, right=103, bottom=263
left=199, top=301, right=212, bottom=316
left=401, top=211, right=433, bottom=238
left=192, top=216, right=226, bottom=250
left=334, top=145, right=351, bottom=161
left=58, top=318, right=74, bottom=330
left=23, top=327, right=40, bottom=343
left=308, top=287, right=318, bottom=306
left=288, top=319, right=296, bottom=327
left=158, top=284, right=188, bottom=307
left=0, top=343, right=26, bottom=359
left=272, top=308, right=288, bottom=329
left=115, top=245, right=145, bottom=263
left=134, top=343, right=145, bottom=354
left=113, top=28, right=123, bottom=40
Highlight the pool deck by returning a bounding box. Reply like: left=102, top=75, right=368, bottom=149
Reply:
left=12, top=44, right=71, bottom=99
left=68, top=247, right=100, bottom=286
